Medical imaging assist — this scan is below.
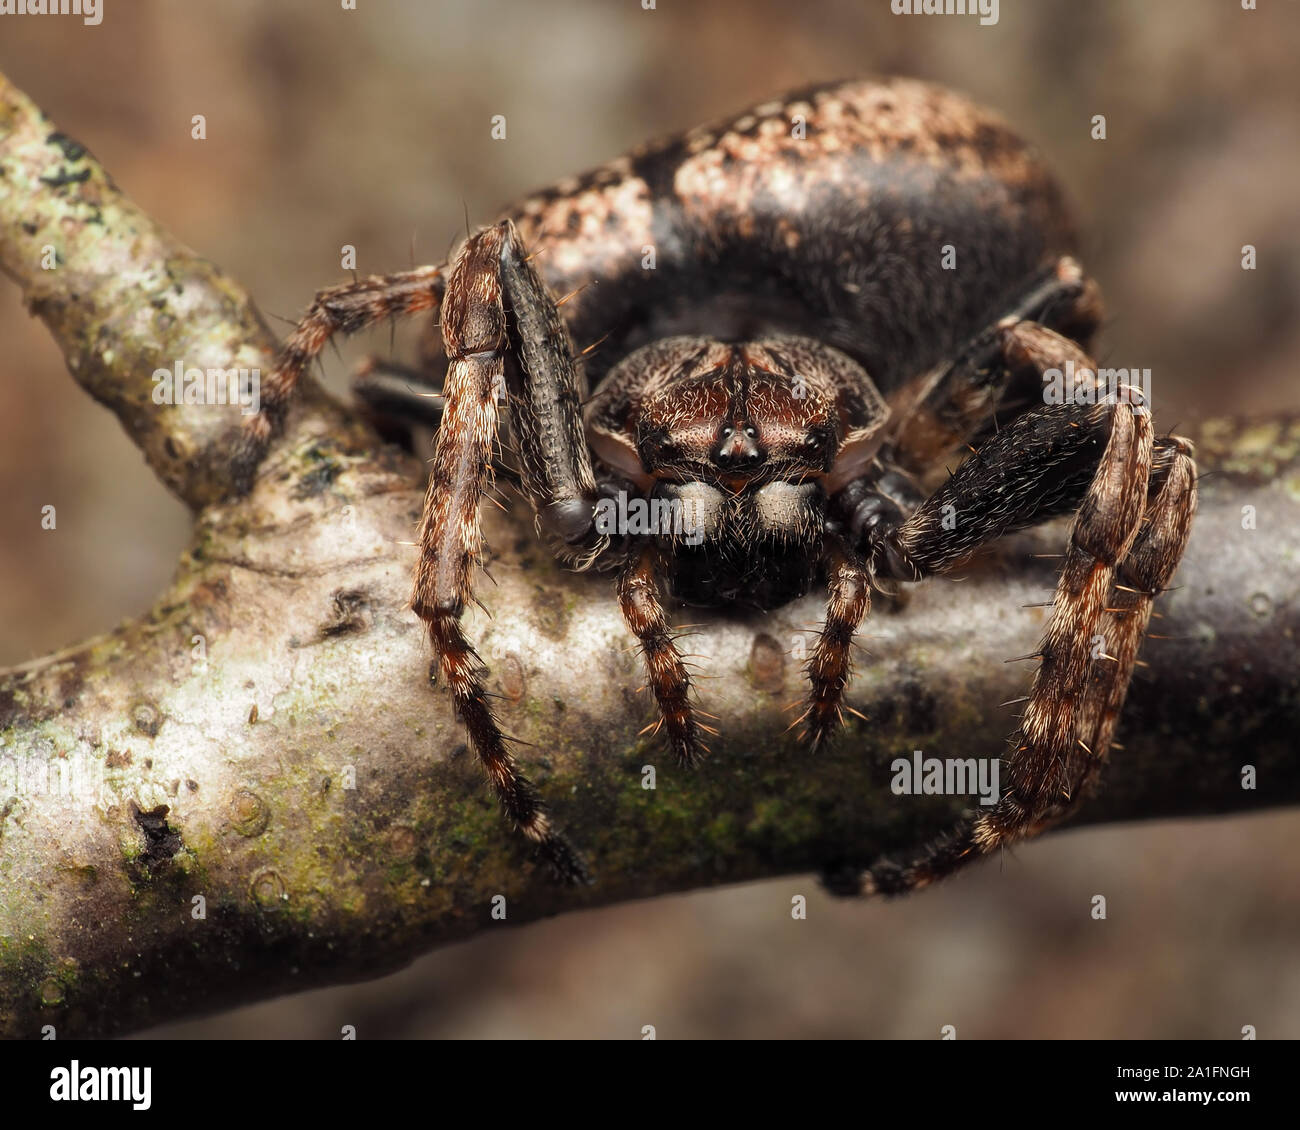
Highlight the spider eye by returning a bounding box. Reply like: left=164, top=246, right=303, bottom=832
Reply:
left=720, top=425, right=734, bottom=438
left=744, top=425, right=758, bottom=439
left=638, top=424, right=680, bottom=467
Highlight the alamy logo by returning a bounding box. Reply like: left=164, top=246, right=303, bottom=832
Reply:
left=890, top=0, right=998, bottom=27
left=594, top=490, right=705, bottom=546
left=891, top=749, right=1000, bottom=806
left=1042, top=359, right=1152, bottom=409
left=49, top=1061, right=151, bottom=1110
left=0, top=0, right=102, bottom=25
left=152, top=360, right=261, bottom=416
left=0, top=750, right=109, bottom=803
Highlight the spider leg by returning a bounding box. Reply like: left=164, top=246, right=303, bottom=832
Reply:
left=348, top=360, right=447, bottom=452
left=856, top=395, right=1152, bottom=895
left=832, top=325, right=1194, bottom=897
left=411, top=224, right=587, bottom=883
left=234, top=265, right=446, bottom=491
left=349, top=360, right=540, bottom=496
left=812, top=317, right=1108, bottom=753
left=888, top=257, right=1103, bottom=475
left=1075, top=435, right=1197, bottom=794
left=964, top=399, right=1152, bottom=858
left=618, top=545, right=703, bottom=767
left=494, top=221, right=606, bottom=563
left=799, top=535, right=871, bottom=751
left=855, top=324, right=1123, bottom=578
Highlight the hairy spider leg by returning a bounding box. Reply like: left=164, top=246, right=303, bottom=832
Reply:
left=888, top=257, right=1104, bottom=475
left=495, top=222, right=606, bottom=558
left=816, top=274, right=1102, bottom=752
left=798, top=535, right=872, bottom=751
left=618, top=546, right=704, bottom=766
left=833, top=324, right=1194, bottom=896
left=234, top=265, right=446, bottom=491
left=1076, top=435, right=1197, bottom=795
left=412, top=220, right=606, bottom=883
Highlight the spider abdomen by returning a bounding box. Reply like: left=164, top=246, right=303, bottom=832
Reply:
left=507, top=76, right=1077, bottom=393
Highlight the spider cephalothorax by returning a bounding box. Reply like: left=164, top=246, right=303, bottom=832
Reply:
left=584, top=333, right=890, bottom=611
left=239, top=78, right=1196, bottom=894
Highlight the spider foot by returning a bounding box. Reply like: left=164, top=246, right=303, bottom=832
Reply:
left=799, top=535, right=871, bottom=753
left=793, top=702, right=841, bottom=755
left=819, top=858, right=867, bottom=898
left=531, top=827, right=593, bottom=886
left=230, top=410, right=277, bottom=496
left=674, top=734, right=708, bottom=770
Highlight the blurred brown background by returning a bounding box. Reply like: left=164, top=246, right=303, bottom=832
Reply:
left=2, top=0, right=1298, bottom=1038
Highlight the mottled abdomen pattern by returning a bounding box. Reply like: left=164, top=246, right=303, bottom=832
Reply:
left=506, top=77, right=1076, bottom=392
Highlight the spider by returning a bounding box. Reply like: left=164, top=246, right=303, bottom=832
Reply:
left=236, top=78, right=1196, bottom=895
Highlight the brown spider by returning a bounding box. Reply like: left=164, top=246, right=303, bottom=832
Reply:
left=236, top=78, right=1196, bottom=894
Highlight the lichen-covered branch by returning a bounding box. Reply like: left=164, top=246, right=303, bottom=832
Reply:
left=0, top=73, right=369, bottom=509
left=1, top=73, right=1298, bottom=1039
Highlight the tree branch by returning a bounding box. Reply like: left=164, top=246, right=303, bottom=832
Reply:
left=2, top=72, right=1297, bottom=1039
